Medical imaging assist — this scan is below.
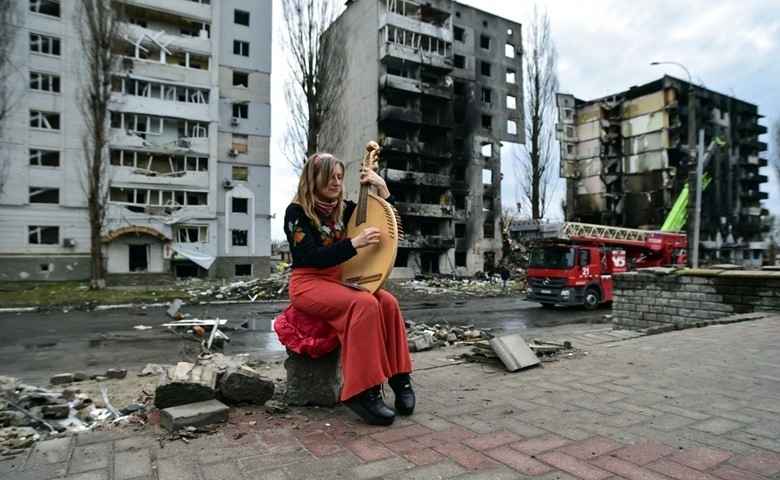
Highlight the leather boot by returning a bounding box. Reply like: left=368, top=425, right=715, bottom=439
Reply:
left=343, top=386, right=395, bottom=426
left=388, top=373, right=416, bottom=415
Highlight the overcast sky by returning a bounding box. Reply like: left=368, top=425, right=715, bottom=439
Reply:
left=267, top=0, right=780, bottom=240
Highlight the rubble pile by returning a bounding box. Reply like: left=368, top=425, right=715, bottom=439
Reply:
left=405, top=320, right=493, bottom=352
left=184, top=273, right=290, bottom=303
left=0, top=374, right=154, bottom=454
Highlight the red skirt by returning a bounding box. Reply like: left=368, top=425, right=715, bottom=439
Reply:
left=288, top=266, right=412, bottom=401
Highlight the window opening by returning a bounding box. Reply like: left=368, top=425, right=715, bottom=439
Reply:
left=128, top=244, right=149, bottom=272
left=234, top=10, right=250, bottom=26
left=232, top=230, right=248, bottom=246
left=233, top=40, right=249, bottom=56
left=28, top=226, right=59, bottom=244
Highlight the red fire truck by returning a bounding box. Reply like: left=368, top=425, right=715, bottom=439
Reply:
left=512, top=221, right=687, bottom=310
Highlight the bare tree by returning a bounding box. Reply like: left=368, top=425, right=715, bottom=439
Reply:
left=516, top=4, right=560, bottom=220
left=280, top=0, right=345, bottom=172
left=0, top=0, right=19, bottom=194
left=76, top=0, right=122, bottom=289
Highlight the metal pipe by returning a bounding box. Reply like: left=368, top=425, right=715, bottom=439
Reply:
left=692, top=129, right=705, bottom=268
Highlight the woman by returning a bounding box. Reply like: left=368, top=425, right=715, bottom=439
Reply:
left=283, top=152, right=415, bottom=426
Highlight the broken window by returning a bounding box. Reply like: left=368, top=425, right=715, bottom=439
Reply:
left=505, top=43, right=515, bottom=58
left=174, top=226, right=207, bottom=243
left=454, top=108, right=464, bottom=124
left=235, top=264, right=252, bottom=276
left=483, top=222, right=495, bottom=239
left=232, top=166, right=249, bottom=181
left=480, top=61, right=491, bottom=77
left=453, top=81, right=465, bottom=96
left=483, top=196, right=494, bottom=211
left=232, top=230, right=248, bottom=246
left=455, top=251, right=467, bottom=267
left=129, top=18, right=147, bottom=28
left=29, top=187, right=59, bottom=204
left=232, top=103, right=248, bottom=119
left=233, top=71, right=249, bottom=87
left=454, top=26, right=465, bottom=42
left=234, top=9, right=250, bottom=26
left=480, top=34, right=490, bottom=50
left=481, top=143, right=492, bottom=158
left=29, top=0, right=60, bottom=17
left=28, top=226, right=59, bottom=245
left=30, top=33, right=60, bottom=56
left=30, top=110, right=60, bottom=130
left=394, top=250, right=408, bottom=268
left=232, top=197, right=248, bottom=213
left=30, top=149, right=60, bottom=167
left=231, top=135, right=249, bottom=154
left=30, top=72, right=60, bottom=92
left=507, top=95, right=517, bottom=110
left=481, top=114, right=492, bottom=130
left=233, top=40, right=249, bottom=57
left=506, top=69, right=516, bottom=84
left=455, top=224, right=466, bottom=238
left=454, top=55, right=465, bottom=69
left=507, top=119, right=517, bottom=135
left=482, top=169, right=492, bottom=185
left=454, top=195, right=466, bottom=209
left=481, top=87, right=491, bottom=104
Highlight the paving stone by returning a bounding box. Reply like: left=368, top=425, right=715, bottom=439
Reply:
left=159, top=399, right=229, bottom=431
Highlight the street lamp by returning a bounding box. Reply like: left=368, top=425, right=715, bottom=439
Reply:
left=651, top=61, right=698, bottom=268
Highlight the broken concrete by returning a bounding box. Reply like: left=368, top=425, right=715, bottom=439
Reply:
left=283, top=349, right=341, bottom=407
left=159, top=399, right=229, bottom=431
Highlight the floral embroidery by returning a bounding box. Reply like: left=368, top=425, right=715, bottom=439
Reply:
left=320, top=219, right=345, bottom=247
left=288, top=220, right=306, bottom=246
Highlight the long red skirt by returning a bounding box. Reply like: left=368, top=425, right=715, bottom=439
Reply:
left=288, top=266, right=412, bottom=401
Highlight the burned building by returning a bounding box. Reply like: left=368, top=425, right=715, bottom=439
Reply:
left=321, top=0, right=523, bottom=277
left=0, top=0, right=273, bottom=282
left=556, top=76, right=768, bottom=266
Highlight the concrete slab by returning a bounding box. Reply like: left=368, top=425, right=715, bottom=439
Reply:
left=159, top=399, right=229, bottom=431
left=489, top=334, right=540, bottom=372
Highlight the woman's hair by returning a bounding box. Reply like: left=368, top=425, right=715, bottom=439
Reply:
left=292, top=152, right=346, bottom=229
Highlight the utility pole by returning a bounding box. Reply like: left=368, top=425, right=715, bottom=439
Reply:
left=651, top=61, right=696, bottom=267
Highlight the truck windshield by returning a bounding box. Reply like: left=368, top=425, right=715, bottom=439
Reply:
left=528, top=247, right=576, bottom=269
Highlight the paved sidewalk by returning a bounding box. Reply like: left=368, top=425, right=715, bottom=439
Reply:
left=2, top=315, right=779, bottom=479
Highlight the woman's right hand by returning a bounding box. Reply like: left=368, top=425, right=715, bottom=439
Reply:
left=351, top=227, right=381, bottom=249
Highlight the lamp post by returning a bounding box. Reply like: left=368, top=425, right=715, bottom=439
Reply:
left=651, top=61, right=698, bottom=268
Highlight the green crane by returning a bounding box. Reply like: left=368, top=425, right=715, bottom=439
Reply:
left=661, top=138, right=726, bottom=232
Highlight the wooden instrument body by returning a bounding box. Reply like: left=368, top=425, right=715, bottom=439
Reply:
left=340, top=141, right=401, bottom=293
left=341, top=192, right=399, bottom=293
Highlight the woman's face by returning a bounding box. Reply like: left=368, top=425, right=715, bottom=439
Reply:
left=315, top=163, right=343, bottom=201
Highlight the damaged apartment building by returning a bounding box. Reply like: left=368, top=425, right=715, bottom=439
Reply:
left=0, top=0, right=273, bottom=282
left=321, top=0, right=524, bottom=277
left=557, top=75, right=768, bottom=266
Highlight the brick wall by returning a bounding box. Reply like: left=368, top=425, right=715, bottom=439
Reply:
left=612, top=268, right=780, bottom=331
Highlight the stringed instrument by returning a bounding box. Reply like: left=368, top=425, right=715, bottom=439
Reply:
left=340, top=141, right=403, bottom=293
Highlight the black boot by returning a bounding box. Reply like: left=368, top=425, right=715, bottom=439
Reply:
left=388, top=373, right=415, bottom=415
left=343, top=386, right=395, bottom=426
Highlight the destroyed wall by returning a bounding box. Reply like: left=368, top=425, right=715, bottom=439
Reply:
left=612, top=268, right=780, bottom=331
left=556, top=75, right=768, bottom=266
left=0, top=1, right=274, bottom=283
left=330, top=0, right=523, bottom=278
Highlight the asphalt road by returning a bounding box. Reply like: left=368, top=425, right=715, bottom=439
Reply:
left=0, top=291, right=610, bottom=387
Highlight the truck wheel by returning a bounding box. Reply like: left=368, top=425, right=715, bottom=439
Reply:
left=583, top=287, right=599, bottom=311
left=540, top=303, right=555, bottom=309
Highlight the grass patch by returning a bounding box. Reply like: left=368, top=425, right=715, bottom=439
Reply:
left=0, top=282, right=193, bottom=309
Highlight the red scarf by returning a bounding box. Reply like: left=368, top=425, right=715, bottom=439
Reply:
left=314, top=197, right=338, bottom=217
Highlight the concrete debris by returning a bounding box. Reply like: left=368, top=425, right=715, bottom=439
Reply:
left=461, top=338, right=584, bottom=368
left=489, top=334, right=541, bottom=372
left=184, top=273, right=290, bottom=303
left=404, top=320, right=493, bottom=351
left=0, top=375, right=151, bottom=454
left=154, top=353, right=275, bottom=415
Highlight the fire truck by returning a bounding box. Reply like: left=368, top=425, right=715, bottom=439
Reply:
left=512, top=221, right=687, bottom=310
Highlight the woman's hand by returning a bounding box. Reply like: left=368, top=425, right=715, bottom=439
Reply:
left=360, top=168, right=390, bottom=199
left=351, top=227, right=381, bottom=249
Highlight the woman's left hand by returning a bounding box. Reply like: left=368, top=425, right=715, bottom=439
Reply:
left=360, top=168, right=390, bottom=198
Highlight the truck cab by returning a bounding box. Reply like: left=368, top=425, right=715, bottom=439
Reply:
left=525, top=244, right=627, bottom=310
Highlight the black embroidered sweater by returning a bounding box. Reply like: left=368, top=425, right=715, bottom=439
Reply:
left=283, top=196, right=395, bottom=269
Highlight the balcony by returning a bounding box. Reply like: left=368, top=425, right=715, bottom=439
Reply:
left=386, top=168, right=450, bottom=187
left=109, top=164, right=209, bottom=188
left=379, top=105, right=422, bottom=125
left=110, top=92, right=211, bottom=122
left=398, top=234, right=454, bottom=250
left=395, top=201, right=454, bottom=218
left=381, top=137, right=424, bottom=154
left=109, top=128, right=210, bottom=155
left=122, top=0, right=212, bottom=22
